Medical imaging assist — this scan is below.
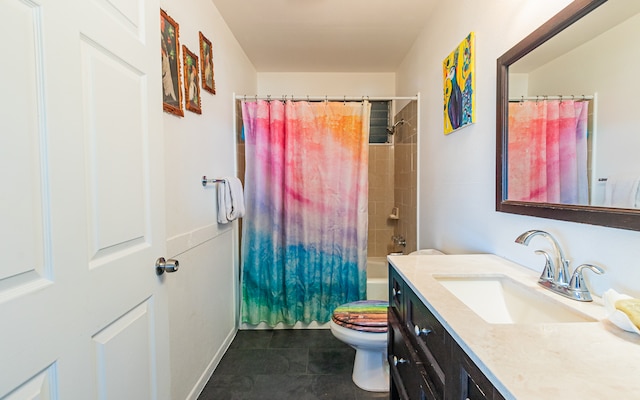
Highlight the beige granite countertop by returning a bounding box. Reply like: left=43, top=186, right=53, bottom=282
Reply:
left=387, top=254, right=640, bottom=400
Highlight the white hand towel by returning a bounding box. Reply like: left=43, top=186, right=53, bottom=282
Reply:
left=217, top=177, right=245, bottom=224
left=604, top=173, right=640, bottom=208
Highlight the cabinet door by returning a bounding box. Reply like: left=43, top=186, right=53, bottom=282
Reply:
left=450, top=342, right=504, bottom=400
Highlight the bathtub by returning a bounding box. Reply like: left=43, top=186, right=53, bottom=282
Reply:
left=366, top=257, right=390, bottom=301
left=366, top=250, right=445, bottom=301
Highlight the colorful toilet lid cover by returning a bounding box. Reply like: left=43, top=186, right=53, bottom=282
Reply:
left=331, top=300, right=388, bottom=333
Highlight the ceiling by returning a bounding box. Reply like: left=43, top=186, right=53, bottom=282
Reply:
left=210, top=0, right=438, bottom=72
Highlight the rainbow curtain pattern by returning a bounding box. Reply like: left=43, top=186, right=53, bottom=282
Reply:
left=241, top=100, right=370, bottom=326
left=507, top=100, right=590, bottom=204
left=443, top=32, right=475, bottom=134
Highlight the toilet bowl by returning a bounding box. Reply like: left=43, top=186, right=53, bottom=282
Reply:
left=330, top=300, right=389, bottom=392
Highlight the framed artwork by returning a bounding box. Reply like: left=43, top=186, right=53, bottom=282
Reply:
left=443, top=32, right=475, bottom=134
left=182, top=45, right=202, bottom=114
left=161, top=9, right=183, bottom=117
left=199, top=32, right=216, bottom=95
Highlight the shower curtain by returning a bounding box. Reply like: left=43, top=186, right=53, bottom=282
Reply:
left=508, top=100, right=590, bottom=204
left=241, top=99, right=370, bottom=326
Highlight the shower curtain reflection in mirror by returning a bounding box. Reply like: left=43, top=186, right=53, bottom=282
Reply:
left=241, top=99, right=371, bottom=326
left=508, top=99, right=590, bottom=204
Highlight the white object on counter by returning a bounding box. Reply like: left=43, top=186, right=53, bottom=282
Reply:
left=603, top=289, right=640, bottom=335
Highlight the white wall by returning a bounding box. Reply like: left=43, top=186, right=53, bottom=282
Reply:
left=397, top=0, right=640, bottom=298
left=159, top=0, right=256, bottom=398
left=257, top=72, right=395, bottom=97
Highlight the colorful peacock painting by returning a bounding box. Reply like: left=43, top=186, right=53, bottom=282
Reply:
left=443, top=32, right=475, bottom=134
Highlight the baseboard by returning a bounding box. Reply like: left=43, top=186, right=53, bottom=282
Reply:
left=185, top=327, right=238, bottom=400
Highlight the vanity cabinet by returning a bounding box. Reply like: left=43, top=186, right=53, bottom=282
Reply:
left=449, top=343, right=505, bottom=400
left=388, top=264, right=505, bottom=400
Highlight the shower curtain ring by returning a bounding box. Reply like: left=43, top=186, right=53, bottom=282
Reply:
left=343, top=95, right=346, bottom=105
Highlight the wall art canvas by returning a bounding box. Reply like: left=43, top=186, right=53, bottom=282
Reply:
left=161, top=9, right=183, bottom=117
left=183, top=45, right=202, bottom=114
left=443, top=32, right=475, bottom=134
left=199, top=32, right=216, bottom=95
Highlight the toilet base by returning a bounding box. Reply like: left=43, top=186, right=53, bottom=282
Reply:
left=352, top=348, right=389, bottom=392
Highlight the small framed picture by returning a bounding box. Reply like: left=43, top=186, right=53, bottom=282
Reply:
left=182, top=45, right=202, bottom=114
left=199, top=32, right=216, bottom=95
left=160, top=9, right=183, bottom=117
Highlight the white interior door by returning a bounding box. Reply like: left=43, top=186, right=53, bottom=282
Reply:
left=0, top=0, right=170, bottom=398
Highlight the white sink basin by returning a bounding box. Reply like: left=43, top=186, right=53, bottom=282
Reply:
left=434, top=275, right=596, bottom=324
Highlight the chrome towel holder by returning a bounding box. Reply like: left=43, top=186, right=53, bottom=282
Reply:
left=202, top=176, right=225, bottom=187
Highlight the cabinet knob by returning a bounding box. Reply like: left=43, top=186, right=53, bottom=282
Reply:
left=414, top=325, right=432, bottom=337
left=393, top=355, right=409, bottom=366
left=392, top=288, right=402, bottom=297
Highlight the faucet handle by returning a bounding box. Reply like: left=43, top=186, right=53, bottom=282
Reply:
left=569, top=264, right=604, bottom=296
left=534, top=250, right=555, bottom=282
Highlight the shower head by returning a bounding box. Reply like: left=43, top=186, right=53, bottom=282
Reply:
left=386, top=119, right=406, bottom=135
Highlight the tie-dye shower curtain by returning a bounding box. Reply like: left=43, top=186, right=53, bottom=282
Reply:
left=508, top=100, right=590, bottom=204
left=241, top=100, right=370, bottom=326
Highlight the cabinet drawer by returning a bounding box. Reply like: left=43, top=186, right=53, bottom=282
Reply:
left=388, top=309, right=436, bottom=400
left=405, top=286, right=448, bottom=368
left=390, top=264, right=405, bottom=319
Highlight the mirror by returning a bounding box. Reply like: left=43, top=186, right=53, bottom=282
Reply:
left=496, top=0, right=640, bottom=231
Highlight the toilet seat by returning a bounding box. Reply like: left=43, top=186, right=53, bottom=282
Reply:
left=331, top=300, right=388, bottom=333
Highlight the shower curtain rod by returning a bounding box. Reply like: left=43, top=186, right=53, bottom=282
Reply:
left=235, top=95, right=418, bottom=101
left=509, top=94, right=594, bottom=102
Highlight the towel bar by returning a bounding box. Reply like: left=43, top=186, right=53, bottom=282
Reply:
left=202, top=176, right=225, bottom=187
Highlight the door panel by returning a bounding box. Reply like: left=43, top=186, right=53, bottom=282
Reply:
left=80, top=38, right=147, bottom=263
left=92, top=300, right=155, bottom=400
left=4, top=366, right=56, bottom=400
left=1, top=0, right=48, bottom=284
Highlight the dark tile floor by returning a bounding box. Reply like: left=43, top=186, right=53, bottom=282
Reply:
left=198, top=329, right=389, bottom=400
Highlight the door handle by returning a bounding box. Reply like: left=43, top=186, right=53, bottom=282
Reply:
left=156, top=257, right=179, bottom=275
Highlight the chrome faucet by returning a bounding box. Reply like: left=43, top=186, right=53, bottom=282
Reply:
left=515, top=230, right=604, bottom=301
left=515, top=230, right=570, bottom=286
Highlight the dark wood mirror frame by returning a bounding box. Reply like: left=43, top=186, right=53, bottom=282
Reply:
left=495, top=0, right=640, bottom=231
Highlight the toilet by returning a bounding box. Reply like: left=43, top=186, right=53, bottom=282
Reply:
left=329, top=300, right=389, bottom=392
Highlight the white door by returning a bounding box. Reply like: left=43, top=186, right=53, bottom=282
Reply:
left=0, top=0, right=171, bottom=398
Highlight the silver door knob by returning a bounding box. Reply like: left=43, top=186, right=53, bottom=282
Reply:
left=156, top=257, right=179, bottom=275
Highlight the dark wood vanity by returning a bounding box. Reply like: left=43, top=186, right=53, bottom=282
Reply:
left=388, top=265, right=506, bottom=400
